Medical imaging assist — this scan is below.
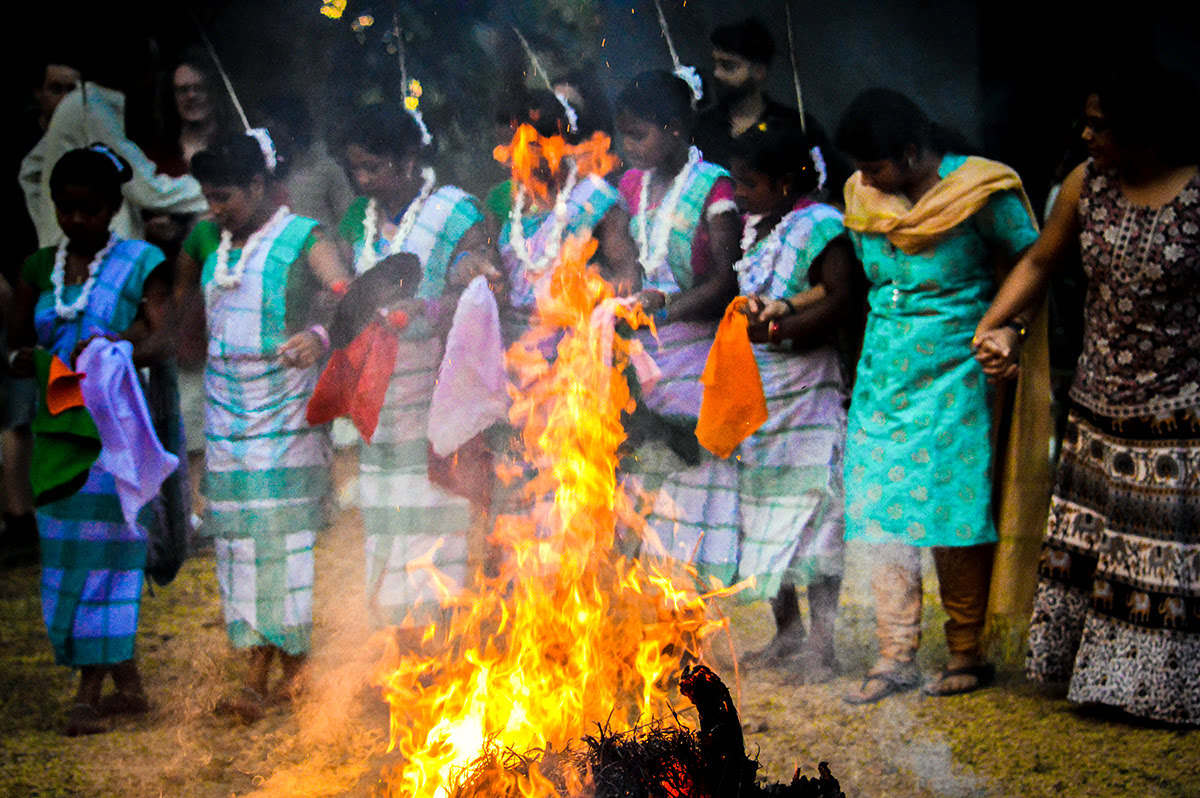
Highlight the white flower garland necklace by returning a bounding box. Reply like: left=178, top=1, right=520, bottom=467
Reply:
left=51, top=233, right=119, bottom=320
left=358, top=166, right=437, bottom=274
left=213, top=205, right=292, bottom=290
left=635, top=145, right=701, bottom=282
left=735, top=206, right=802, bottom=295
left=508, top=160, right=579, bottom=278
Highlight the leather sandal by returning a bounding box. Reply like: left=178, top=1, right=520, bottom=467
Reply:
left=922, top=662, right=996, bottom=697
left=843, top=670, right=918, bottom=705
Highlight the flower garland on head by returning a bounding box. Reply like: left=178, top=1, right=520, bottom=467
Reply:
left=51, top=234, right=119, bottom=320
left=508, top=160, right=578, bottom=278
left=358, top=166, right=437, bottom=274
left=213, top=205, right=292, bottom=290
left=635, top=145, right=702, bottom=283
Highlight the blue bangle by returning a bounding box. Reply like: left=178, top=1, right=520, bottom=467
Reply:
left=653, top=306, right=669, bottom=324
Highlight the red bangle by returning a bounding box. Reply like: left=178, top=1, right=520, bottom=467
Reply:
left=329, top=280, right=349, bottom=296
left=385, top=310, right=410, bottom=329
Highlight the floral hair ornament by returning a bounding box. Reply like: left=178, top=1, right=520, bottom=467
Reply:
left=246, top=128, right=279, bottom=174
left=403, top=79, right=433, bottom=147
left=653, top=0, right=702, bottom=107
left=810, top=145, right=827, bottom=191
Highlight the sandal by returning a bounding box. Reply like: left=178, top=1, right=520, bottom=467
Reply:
left=843, top=670, right=918, bottom=705
left=214, top=687, right=267, bottom=723
left=98, top=690, right=151, bottom=716
left=63, top=703, right=109, bottom=736
left=922, top=662, right=996, bottom=697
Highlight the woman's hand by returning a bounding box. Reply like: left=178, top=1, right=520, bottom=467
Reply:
left=972, top=327, right=1021, bottom=382
left=449, top=249, right=502, bottom=290
left=70, top=333, right=121, bottom=368
left=635, top=288, right=667, bottom=314
left=278, top=330, right=324, bottom=369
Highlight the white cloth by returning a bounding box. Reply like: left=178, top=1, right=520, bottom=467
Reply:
left=77, top=338, right=179, bottom=527
left=427, top=276, right=508, bottom=456
left=20, top=82, right=207, bottom=247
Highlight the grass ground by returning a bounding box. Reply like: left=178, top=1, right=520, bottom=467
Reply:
left=1, top=493, right=1196, bottom=798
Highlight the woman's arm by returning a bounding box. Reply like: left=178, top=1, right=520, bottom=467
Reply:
left=972, top=163, right=1085, bottom=379
left=123, top=265, right=174, bottom=368
left=279, top=228, right=353, bottom=369
left=642, top=206, right=740, bottom=323
left=976, top=163, right=1085, bottom=336
left=595, top=204, right=641, bottom=298
left=747, top=237, right=862, bottom=348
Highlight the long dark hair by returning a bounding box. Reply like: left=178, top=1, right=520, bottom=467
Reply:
left=1090, top=64, right=1200, bottom=165
left=49, top=144, right=133, bottom=206
left=191, top=132, right=270, bottom=187
left=730, top=125, right=820, bottom=196
left=836, top=88, right=974, bottom=162
left=344, top=103, right=427, bottom=163
left=616, top=70, right=696, bottom=133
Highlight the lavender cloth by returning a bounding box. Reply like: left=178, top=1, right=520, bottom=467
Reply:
left=77, top=338, right=179, bottom=527
left=427, top=276, right=509, bottom=457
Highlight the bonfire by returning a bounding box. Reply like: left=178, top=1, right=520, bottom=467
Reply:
left=369, top=128, right=842, bottom=798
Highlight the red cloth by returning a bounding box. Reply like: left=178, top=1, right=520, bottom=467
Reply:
left=305, top=320, right=399, bottom=443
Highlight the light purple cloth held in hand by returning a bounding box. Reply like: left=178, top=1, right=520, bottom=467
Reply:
left=77, top=338, right=179, bottom=528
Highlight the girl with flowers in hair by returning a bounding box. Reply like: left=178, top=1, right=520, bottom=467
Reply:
left=338, top=103, right=499, bottom=635
left=9, top=144, right=175, bottom=734
left=175, top=131, right=351, bottom=721
left=614, top=69, right=742, bottom=584
left=724, top=125, right=860, bottom=680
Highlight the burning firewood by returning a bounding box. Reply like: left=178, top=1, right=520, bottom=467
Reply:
left=447, top=664, right=844, bottom=798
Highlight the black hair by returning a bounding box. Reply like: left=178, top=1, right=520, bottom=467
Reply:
left=730, top=125, right=820, bottom=196
left=1091, top=63, right=1200, bottom=165
left=616, top=70, right=695, bottom=132
left=191, top=132, right=270, bottom=187
left=556, top=65, right=615, bottom=138
left=835, top=88, right=975, bottom=163
left=345, top=103, right=426, bottom=162
left=49, top=144, right=132, bottom=206
left=710, top=17, right=775, bottom=65
left=513, top=89, right=575, bottom=142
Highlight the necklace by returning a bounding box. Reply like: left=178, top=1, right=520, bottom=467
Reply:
left=508, top=160, right=578, bottom=278
left=358, top=166, right=437, bottom=274
left=213, top=206, right=291, bottom=290
left=635, top=145, right=701, bottom=282
left=734, top=208, right=798, bottom=295
left=51, top=234, right=119, bottom=320
left=740, top=213, right=764, bottom=255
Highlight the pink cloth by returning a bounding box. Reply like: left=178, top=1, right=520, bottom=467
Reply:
left=427, top=276, right=508, bottom=457
left=589, top=297, right=661, bottom=396
left=76, top=338, right=179, bottom=527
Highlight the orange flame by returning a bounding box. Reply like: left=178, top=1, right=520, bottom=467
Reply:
left=494, top=125, right=621, bottom=208
left=373, top=234, right=723, bottom=797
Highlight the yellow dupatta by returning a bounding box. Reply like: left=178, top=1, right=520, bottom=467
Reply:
left=845, top=156, right=1055, bottom=649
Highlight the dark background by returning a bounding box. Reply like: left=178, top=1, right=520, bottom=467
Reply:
left=11, top=0, right=1200, bottom=211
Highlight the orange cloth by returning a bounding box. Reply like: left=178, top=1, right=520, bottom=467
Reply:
left=46, top=355, right=87, bottom=416
left=843, top=156, right=1035, bottom=255
left=305, top=320, right=399, bottom=444
left=695, top=297, right=768, bottom=459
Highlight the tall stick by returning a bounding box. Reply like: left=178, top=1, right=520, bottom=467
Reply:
left=394, top=9, right=409, bottom=92
left=190, top=11, right=252, bottom=132
left=783, top=1, right=807, bottom=135
left=511, top=25, right=555, bottom=93
left=652, top=0, right=683, bottom=71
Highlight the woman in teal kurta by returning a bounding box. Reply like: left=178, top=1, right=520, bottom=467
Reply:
left=836, top=89, right=1039, bottom=703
